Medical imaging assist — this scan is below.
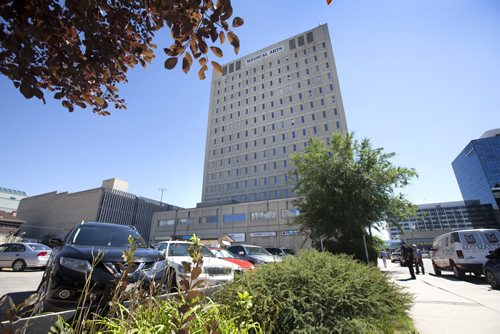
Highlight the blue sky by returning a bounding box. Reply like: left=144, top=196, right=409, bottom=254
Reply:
left=1, top=0, right=499, bottom=209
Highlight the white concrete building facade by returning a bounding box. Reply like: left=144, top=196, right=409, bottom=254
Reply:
left=201, top=24, right=348, bottom=204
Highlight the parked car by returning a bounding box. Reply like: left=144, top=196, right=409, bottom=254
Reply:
left=157, top=241, right=239, bottom=290
left=431, top=229, right=500, bottom=279
left=36, top=222, right=166, bottom=312
left=0, top=242, right=52, bottom=271
left=227, top=244, right=282, bottom=264
left=484, top=247, right=500, bottom=290
left=390, top=251, right=401, bottom=264
left=209, top=247, right=255, bottom=271
left=265, top=247, right=296, bottom=257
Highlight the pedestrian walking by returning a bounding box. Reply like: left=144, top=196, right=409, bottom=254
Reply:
left=401, top=242, right=416, bottom=279
left=412, top=244, right=425, bottom=275
left=380, top=249, right=389, bottom=268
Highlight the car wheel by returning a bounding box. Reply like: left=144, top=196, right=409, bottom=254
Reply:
left=432, top=261, right=442, bottom=276
left=12, top=259, right=27, bottom=272
left=452, top=263, right=465, bottom=279
left=485, top=270, right=499, bottom=290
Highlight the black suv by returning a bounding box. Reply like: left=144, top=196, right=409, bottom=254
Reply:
left=36, top=222, right=166, bottom=312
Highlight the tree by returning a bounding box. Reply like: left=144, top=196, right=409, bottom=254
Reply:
left=290, top=132, right=417, bottom=261
left=0, top=0, right=243, bottom=115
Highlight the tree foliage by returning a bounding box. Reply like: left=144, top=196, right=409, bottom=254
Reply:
left=0, top=0, right=243, bottom=115
left=290, top=132, right=417, bottom=255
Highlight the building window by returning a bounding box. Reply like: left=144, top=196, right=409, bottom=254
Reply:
left=223, top=213, right=246, bottom=223
left=158, top=219, right=175, bottom=227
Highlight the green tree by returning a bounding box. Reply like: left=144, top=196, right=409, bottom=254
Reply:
left=290, top=132, right=417, bottom=262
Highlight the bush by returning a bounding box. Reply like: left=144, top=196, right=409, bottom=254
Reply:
left=318, top=235, right=380, bottom=265
left=213, top=250, right=415, bottom=333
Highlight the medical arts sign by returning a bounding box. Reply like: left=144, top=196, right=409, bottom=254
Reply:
left=246, top=45, right=284, bottom=65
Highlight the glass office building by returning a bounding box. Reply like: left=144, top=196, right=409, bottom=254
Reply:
left=389, top=201, right=498, bottom=236
left=452, top=129, right=500, bottom=209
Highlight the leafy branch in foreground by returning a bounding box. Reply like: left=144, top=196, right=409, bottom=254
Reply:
left=0, top=0, right=243, bottom=115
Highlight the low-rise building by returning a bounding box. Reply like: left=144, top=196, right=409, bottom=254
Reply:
left=150, top=197, right=310, bottom=250
left=0, top=187, right=28, bottom=213
left=17, top=179, right=180, bottom=242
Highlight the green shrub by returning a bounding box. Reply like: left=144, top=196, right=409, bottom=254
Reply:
left=319, top=235, right=380, bottom=265
left=213, top=250, right=415, bottom=334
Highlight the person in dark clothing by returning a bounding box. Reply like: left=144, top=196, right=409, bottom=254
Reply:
left=401, top=242, right=416, bottom=279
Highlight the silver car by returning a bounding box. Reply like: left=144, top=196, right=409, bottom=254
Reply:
left=0, top=242, right=52, bottom=271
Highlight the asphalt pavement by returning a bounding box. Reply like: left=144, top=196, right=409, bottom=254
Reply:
left=0, top=269, right=43, bottom=297
left=380, top=258, right=500, bottom=333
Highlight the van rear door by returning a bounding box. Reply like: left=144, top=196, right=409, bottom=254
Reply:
left=478, top=230, right=500, bottom=253
left=459, top=230, right=500, bottom=264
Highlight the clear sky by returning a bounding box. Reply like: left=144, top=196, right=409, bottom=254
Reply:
left=1, top=0, right=499, bottom=209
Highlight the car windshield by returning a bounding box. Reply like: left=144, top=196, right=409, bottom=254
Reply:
left=70, top=226, right=147, bottom=248
left=28, top=243, right=51, bottom=251
left=211, top=249, right=234, bottom=258
left=166, top=243, right=215, bottom=257
left=246, top=246, right=271, bottom=256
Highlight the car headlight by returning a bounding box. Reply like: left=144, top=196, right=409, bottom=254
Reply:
left=59, top=257, right=92, bottom=273
left=152, top=261, right=166, bottom=272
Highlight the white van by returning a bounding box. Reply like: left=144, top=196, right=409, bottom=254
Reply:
left=431, top=229, right=500, bottom=279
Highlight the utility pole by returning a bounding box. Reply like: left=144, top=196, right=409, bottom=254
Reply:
left=159, top=187, right=167, bottom=205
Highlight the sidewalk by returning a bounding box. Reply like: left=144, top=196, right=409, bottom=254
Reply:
left=379, top=259, right=500, bottom=334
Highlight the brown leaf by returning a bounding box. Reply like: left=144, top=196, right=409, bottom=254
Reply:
left=94, top=96, right=105, bottom=106
left=221, top=20, right=228, bottom=31
left=232, top=17, right=244, bottom=28
left=327, top=0, right=333, bottom=4
left=198, top=67, right=206, bottom=80
left=199, top=57, right=207, bottom=66
left=219, top=31, right=225, bottom=45
left=182, top=54, right=192, bottom=74
left=228, top=32, right=240, bottom=55
left=191, top=267, right=202, bottom=280
left=220, top=5, right=233, bottom=21
left=187, top=290, right=199, bottom=301
left=61, top=100, right=74, bottom=112
left=211, top=61, right=223, bottom=74
left=20, top=82, right=34, bottom=99
left=210, top=46, right=223, bottom=58
left=189, top=38, right=198, bottom=55
left=198, top=39, right=208, bottom=54
left=164, top=57, right=178, bottom=69
left=54, top=92, right=64, bottom=99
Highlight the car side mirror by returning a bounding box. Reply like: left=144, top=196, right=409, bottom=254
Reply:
left=49, top=238, right=64, bottom=247
left=485, top=254, right=492, bottom=259
left=238, top=251, right=244, bottom=256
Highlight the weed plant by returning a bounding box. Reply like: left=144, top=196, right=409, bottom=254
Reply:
left=45, top=235, right=262, bottom=334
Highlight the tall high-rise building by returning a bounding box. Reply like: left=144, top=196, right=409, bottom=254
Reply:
left=452, top=129, right=500, bottom=209
left=201, top=24, right=348, bottom=205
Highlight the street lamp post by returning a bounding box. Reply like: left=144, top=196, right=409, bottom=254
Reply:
left=159, top=187, right=167, bottom=205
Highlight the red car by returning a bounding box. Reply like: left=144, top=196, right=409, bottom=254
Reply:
left=209, top=247, right=255, bottom=271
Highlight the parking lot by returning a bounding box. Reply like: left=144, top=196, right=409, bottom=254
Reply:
left=0, top=269, right=43, bottom=297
